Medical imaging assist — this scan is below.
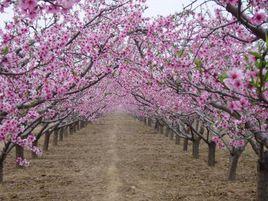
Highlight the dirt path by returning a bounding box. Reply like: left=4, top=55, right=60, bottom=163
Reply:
left=104, top=120, right=121, bottom=201
left=0, top=113, right=256, bottom=201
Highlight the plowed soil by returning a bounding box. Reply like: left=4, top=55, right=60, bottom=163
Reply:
left=0, top=114, right=256, bottom=201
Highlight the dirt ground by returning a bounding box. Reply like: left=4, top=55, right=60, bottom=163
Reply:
left=0, top=114, right=257, bottom=201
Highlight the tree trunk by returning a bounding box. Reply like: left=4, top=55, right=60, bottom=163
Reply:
left=72, top=124, right=75, bottom=133
left=64, top=126, right=68, bottom=137
left=208, top=142, right=216, bottom=167
left=183, top=139, right=188, bottom=152
left=74, top=122, right=77, bottom=133
left=169, top=131, right=174, bottom=140
left=165, top=127, right=169, bottom=137
left=15, top=145, right=24, bottom=168
left=73, top=123, right=76, bottom=133
left=78, top=121, right=81, bottom=130
left=31, top=140, right=38, bottom=159
left=69, top=125, right=73, bottom=135
left=257, top=151, right=268, bottom=201
left=175, top=135, right=180, bottom=145
left=43, top=132, right=51, bottom=151
left=53, top=129, right=58, bottom=146
left=0, top=160, right=3, bottom=183
left=148, top=118, right=152, bottom=127
left=160, top=125, right=164, bottom=134
left=227, top=151, right=241, bottom=181
left=154, top=121, right=159, bottom=131
left=59, top=128, right=64, bottom=141
left=73, top=124, right=76, bottom=133
left=192, top=139, right=201, bottom=159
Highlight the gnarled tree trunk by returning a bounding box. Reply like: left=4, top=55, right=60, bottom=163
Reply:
left=64, top=126, right=69, bottom=137
left=80, top=121, right=84, bottom=129
left=59, top=128, right=64, bottom=141
left=183, top=139, right=188, bottom=152
left=72, top=123, right=76, bottom=133
left=15, top=145, right=24, bottom=168
left=43, top=131, right=51, bottom=151
left=69, top=124, right=73, bottom=135
left=169, top=131, right=174, bottom=140
left=160, top=125, right=164, bottom=134
left=175, top=135, right=180, bottom=145
left=148, top=118, right=152, bottom=127
left=154, top=120, right=159, bottom=131
left=165, top=127, right=169, bottom=137
left=257, top=151, right=268, bottom=201
left=208, top=142, right=216, bottom=166
left=0, top=159, right=3, bottom=183
left=31, top=140, right=38, bottom=159
left=227, top=149, right=242, bottom=181
left=53, top=129, right=59, bottom=146
left=77, top=121, right=81, bottom=130
left=192, top=138, right=201, bottom=159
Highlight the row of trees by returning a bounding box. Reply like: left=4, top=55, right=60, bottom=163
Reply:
left=118, top=1, right=267, bottom=200
left=0, top=0, right=267, bottom=200
left=0, top=0, right=145, bottom=182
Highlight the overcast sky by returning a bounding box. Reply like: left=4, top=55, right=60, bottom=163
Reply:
left=0, top=0, right=198, bottom=28
left=145, top=0, right=193, bottom=17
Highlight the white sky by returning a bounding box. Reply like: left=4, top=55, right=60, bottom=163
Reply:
left=0, top=0, right=207, bottom=28
left=144, top=0, right=194, bottom=17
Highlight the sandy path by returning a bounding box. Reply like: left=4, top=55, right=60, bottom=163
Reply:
left=0, top=113, right=256, bottom=201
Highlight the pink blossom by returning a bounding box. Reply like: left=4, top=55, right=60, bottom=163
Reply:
left=31, top=147, right=43, bottom=156
left=0, top=133, right=5, bottom=141
left=228, top=101, right=242, bottom=112
left=233, top=79, right=243, bottom=90
left=19, top=0, right=37, bottom=18
left=27, top=134, right=36, bottom=143
left=240, top=98, right=249, bottom=108
left=16, top=157, right=30, bottom=167
left=228, top=69, right=244, bottom=80
left=229, top=139, right=245, bottom=148
left=212, top=136, right=225, bottom=149
left=251, top=13, right=267, bottom=25
left=224, top=78, right=244, bottom=91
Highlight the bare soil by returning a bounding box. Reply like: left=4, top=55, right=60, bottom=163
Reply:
left=0, top=114, right=256, bottom=201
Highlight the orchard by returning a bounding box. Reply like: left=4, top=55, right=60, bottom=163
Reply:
left=0, top=0, right=267, bottom=200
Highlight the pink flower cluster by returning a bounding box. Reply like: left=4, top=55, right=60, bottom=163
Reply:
left=16, top=157, right=30, bottom=167
left=0, top=119, right=21, bottom=142
left=31, top=146, right=43, bottom=156
left=212, top=136, right=225, bottom=149
left=19, top=0, right=38, bottom=19
left=18, top=0, right=79, bottom=18
left=224, top=69, right=245, bottom=91
left=251, top=13, right=267, bottom=25
left=229, top=139, right=245, bottom=148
